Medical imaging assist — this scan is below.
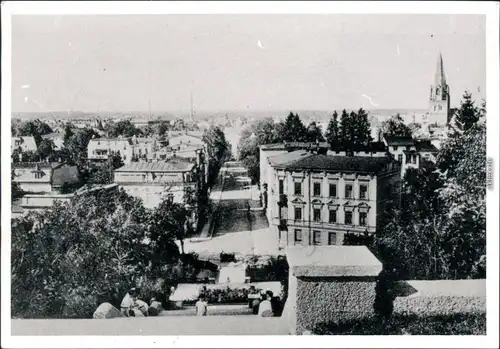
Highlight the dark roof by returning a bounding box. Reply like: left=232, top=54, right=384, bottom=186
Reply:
left=415, top=140, right=439, bottom=153
left=115, top=159, right=195, bottom=172
left=12, top=162, right=62, bottom=170
left=261, top=142, right=329, bottom=151
left=330, top=142, right=387, bottom=153
left=52, top=165, right=80, bottom=186
left=383, top=134, right=415, bottom=146
left=276, top=154, right=397, bottom=174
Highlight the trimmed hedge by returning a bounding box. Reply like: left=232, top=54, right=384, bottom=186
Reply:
left=313, top=313, right=486, bottom=335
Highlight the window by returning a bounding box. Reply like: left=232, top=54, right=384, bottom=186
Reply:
left=398, top=154, right=403, bottom=163
left=294, top=207, right=302, bottom=221
left=329, top=210, right=337, bottom=223
left=393, top=146, right=397, bottom=151
left=345, top=184, right=353, bottom=199
left=359, top=212, right=367, bottom=226
left=438, top=104, right=442, bottom=111
left=345, top=211, right=353, bottom=225
left=15, top=140, right=21, bottom=146
left=294, top=182, right=302, bottom=195
left=313, top=182, right=321, bottom=196
left=313, top=231, right=321, bottom=245
left=329, top=183, right=337, bottom=197
left=279, top=180, right=284, bottom=195
left=359, top=185, right=368, bottom=200
left=313, top=208, right=321, bottom=222
left=412, top=155, right=417, bottom=164
left=328, top=232, right=337, bottom=245
left=34, top=172, right=42, bottom=179
left=294, top=229, right=302, bottom=244
left=405, top=154, right=410, bottom=164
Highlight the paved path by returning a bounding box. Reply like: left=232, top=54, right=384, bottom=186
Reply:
left=180, top=162, right=280, bottom=257
left=12, top=316, right=290, bottom=335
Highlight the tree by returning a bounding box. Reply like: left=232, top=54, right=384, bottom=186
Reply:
left=87, top=152, right=124, bottom=184
left=278, top=112, right=308, bottom=142
left=12, top=170, right=24, bottom=200
left=325, top=111, right=340, bottom=148
left=36, top=139, right=55, bottom=161
left=352, top=108, right=372, bottom=147
left=106, top=120, right=141, bottom=138
left=378, top=114, right=412, bottom=140
left=376, top=120, right=486, bottom=280
left=11, top=188, right=167, bottom=318
left=238, top=117, right=283, bottom=183
left=63, top=125, right=75, bottom=146
left=62, top=127, right=100, bottom=167
left=151, top=198, right=192, bottom=256
left=305, top=122, right=325, bottom=142
left=158, top=121, right=170, bottom=136
left=338, top=109, right=352, bottom=148
left=203, top=126, right=231, bottom=188
left=453, top=91, right=481, bottom=132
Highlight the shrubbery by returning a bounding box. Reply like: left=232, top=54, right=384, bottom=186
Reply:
left=11, top=188, right=206, bottom=318
left=313, top=313, right=486, bottom=335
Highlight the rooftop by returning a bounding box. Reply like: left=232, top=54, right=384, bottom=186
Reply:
left=12, top=162, right=62, bottom=170
left=275, top=154, right=396, bottom=174
left=52, top=165, right=80, bottom=186
left=415, top=140, right=439, bottom=153
left=261, top=142, right=329, bottom=151
left=383, top=134, right=415, bottom=146
left=115, top=159, right=195, bottom=173
left=268, top=150, right=310, bottom=167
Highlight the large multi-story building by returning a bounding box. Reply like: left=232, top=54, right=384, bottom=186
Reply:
left=265, top=150, right=401, bottom=247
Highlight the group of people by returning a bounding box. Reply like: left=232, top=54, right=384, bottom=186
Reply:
left=194, top=288, right=282, bottom=317
left=250, top=290, right=281, bottom=317
left=120, top=287, right=149, bottom=317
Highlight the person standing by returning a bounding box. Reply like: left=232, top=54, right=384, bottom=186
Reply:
left=258, top=293, right=273, bottom=317
left=195, top=295, right=208, bottom=316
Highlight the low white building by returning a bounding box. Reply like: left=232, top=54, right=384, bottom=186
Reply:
left=114, top=159, right=199, bottom=209
left=12, top=136, right=37, bottom=154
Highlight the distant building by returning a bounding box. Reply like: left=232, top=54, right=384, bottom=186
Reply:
left=426, top=52, right=451, bottom=126
left=383, top=134, right=439, bottom=177
left=266, top=151, right=401, bottom=248
left=168, top=133, right=204, bottom=148
left=41, top=132, right=65, bottom=151
left=12, top=162, right=80, bottom=193
left=87, top=136, right=157, bottom=163
left=12, top=136, right=37, bottom=154
left=13, top=183, right=118, bottom=218
left=114, top=159, right=200, bottom=214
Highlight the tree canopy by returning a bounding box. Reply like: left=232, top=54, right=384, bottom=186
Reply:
left=378, top=114, right=412, bottom=140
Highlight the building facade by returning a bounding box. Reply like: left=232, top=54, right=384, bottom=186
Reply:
left=11, top=136, right=37, bottom=154
left=114, top=159, right=199, bottom=209
left=12, top=162, right=80, bottom=193
left=266, top=153, right=400, bottom=248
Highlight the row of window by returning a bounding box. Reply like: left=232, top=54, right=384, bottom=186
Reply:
left=396, top=154, right=418, bottom=165
left=293, top=207, right=367, bottom=226
left=294, top=230, right=338, bottom=245
left=279, top=180, right=369, bottom=200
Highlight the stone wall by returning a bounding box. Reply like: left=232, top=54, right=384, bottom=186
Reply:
left=393, top=279, right=486, bottom=316
left=284, top=245, right=382, bottom=334
left=284, top=246, right=487, bottom=335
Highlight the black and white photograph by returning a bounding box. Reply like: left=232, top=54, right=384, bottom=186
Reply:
left=1, top=2, right=499, bottom=348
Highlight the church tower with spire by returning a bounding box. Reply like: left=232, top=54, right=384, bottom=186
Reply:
left=428, top=52, right=451, bottom=125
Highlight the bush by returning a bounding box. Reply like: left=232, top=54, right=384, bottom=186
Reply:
left=313, top=313, right=486, bottom=335
left=220, top=252, right=236, bottom=263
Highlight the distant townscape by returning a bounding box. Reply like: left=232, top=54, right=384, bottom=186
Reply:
left=11, top=52, right=487, bottom=335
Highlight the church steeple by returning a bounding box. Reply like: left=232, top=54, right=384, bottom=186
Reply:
left=434, top=52, right=446, bottom=89
left=427, top=51, right=451, bottom=125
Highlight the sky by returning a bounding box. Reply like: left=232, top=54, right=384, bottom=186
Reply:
left=11, top=14, right=486, bottom=113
